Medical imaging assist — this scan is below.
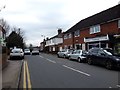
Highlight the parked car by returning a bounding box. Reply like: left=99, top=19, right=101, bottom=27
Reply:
left=69, top=50, right=88, bottom=63
left=9, top=48, right=24, bottom=59
left=31, top=49, right=39, bottom=55
left=57, top=49, right=74, bottom=58
left=24, top=49, right=31, bottom=55
left=87, top=48, right=120, bottom=69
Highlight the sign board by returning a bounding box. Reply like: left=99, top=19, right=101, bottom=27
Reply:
left=84, top=35, right=109, bottom=43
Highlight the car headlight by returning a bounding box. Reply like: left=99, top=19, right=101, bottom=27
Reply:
left=116, top=58, right=120, bottom=61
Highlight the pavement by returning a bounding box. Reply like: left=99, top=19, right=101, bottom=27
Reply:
left=0, top=59, right=23, bottom=89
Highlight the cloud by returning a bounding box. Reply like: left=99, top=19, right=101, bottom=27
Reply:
left=1, top=0, right=119, bottom=46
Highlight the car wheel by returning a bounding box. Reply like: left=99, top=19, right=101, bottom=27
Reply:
left=69, top=56, right=71, bottom=60
left=57, top=54, right=60, bottom=58
left=106, top=61, right=113, bottom=70
left=63, top=55, right=66, bottom=58
left=88, top=58, right=92, bottom=65
left=78, top=58, right=82, bottom=63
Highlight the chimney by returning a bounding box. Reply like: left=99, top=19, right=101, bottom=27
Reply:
left=58, top=28, right=62, bottom=35
left=46, top=37, right=49, bottom=40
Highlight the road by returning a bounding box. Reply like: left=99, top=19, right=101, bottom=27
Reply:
left=20, top=53, right=120, bottom=88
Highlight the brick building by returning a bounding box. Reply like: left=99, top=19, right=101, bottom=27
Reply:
left=63, top=4, right=120, bottom=54
left=43, top=29, right=63, bottom=53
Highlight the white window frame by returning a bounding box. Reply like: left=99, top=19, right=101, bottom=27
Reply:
left=118, top=20, right=120, bottom=28
left=74, top=30, right=80, bottom=37
left=64, top=34, right=67, bottom=39
left=90, top=25, right=101, bottom=34
left=68, top=33, right=72, bottom=38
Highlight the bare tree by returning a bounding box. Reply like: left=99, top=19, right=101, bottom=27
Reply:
left=0, top=18, right=10, bottom=36
left=11, top=26, right=26, bottom=40
left=11, top=26, right=26, bottom=46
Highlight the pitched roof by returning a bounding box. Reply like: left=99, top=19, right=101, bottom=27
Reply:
left=65, top=4, right=120, bottom=33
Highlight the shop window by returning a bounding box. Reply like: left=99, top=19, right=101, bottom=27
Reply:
left=101, top=43, right=106, bottom=48
left=75, top=44, right=81, bottom=50
left=118, top=20, right=120, bottom=28
left=90, top=25, right=100, bottom=34
left=114, top=43, right=120, bottom=55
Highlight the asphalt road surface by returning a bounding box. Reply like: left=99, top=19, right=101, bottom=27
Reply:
left=20, top=53, right=120, bottom=89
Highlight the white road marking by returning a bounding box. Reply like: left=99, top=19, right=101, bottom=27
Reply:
left=39, top=55, right=44, bottom=58
left=109, top=87, right=112, bottom=88
left=46, top=59, right=56, bottom=63
left=117, top=85, right=120, bottom=87
left=62, top=65, right=91, bottom=77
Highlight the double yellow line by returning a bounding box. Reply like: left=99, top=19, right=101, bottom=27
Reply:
left=23, top=60, right=32, bottom=90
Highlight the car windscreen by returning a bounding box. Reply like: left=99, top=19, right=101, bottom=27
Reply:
left=104, top=50, right=113, bottom=55
left=25, top=49, right=30, bottom=51
left=12, top=49, right=22, bottom=53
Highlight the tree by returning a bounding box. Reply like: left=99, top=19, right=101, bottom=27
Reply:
left=6, top=31, right=24, bottom=49
left=11, top=27, right=26, bottom=44
left=0, top=18, right=10, bottom=36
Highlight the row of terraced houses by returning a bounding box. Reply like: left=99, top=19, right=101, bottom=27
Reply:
left=40, top=4, right=120, bottom=55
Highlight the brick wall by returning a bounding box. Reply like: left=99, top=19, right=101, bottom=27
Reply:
left=63, top=20, right=120, bottom=48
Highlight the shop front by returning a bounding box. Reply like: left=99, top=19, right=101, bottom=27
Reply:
left=114, top=34, right=120, bottom=56
left=84, top=35, right=110, bottom=50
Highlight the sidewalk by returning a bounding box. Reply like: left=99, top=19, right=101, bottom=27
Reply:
left=1, top=60, right=23, bottom=89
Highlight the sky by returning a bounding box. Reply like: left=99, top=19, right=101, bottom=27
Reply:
left=0, top=0, right=120, bottom=46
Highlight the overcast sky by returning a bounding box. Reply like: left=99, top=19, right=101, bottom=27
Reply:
left=0, top=0, right=120, bottom=46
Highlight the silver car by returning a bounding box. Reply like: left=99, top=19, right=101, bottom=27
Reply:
left=69, top=50, right=88, bottom=63
left=24, top=49, right=31, bottom=55
left=31, top=49, right=39, bottom=55
left=10, top=48, right=24, bottom=59
left=57, top=49, right=74, bottom=58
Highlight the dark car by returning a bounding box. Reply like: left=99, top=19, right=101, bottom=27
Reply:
left=87, top=48, right=120, bottom=70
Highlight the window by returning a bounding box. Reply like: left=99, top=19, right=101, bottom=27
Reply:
left=68, top=33, right=72, bottom=38
left=90, top=25, right=100, bottom=34
left=118, top=20, right=120, bottom=28
left=74, top=30, right=80, bottom=37
left=64, top=33, right=72, bottom=39
left=64, top=34, right=67, bottom=39
left=52, top=39, right=55, bottom=43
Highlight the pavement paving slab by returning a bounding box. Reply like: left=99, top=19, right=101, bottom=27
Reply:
left=1, top=60, right=23, bottom=89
